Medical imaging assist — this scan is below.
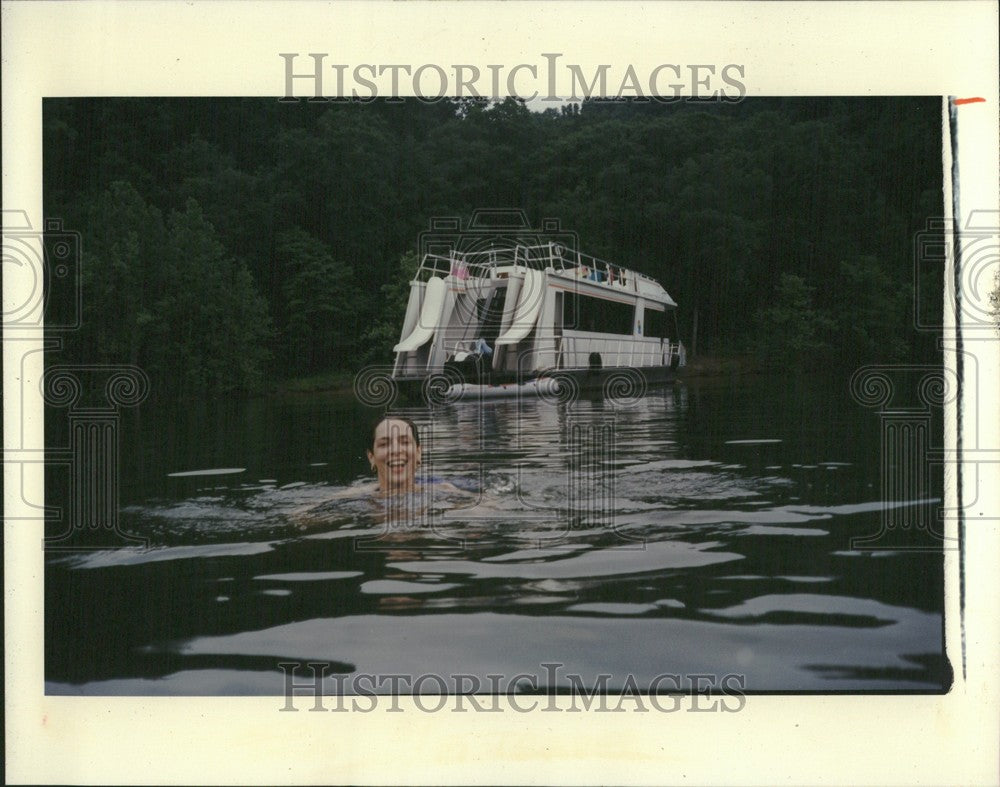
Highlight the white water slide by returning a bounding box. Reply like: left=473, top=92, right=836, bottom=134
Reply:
left=495, top=268, right=543, bottom=346
left=393, top=275, right=447, bottom=353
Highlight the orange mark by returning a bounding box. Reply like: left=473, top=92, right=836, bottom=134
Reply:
left=953, top=97, right=986, bottom=105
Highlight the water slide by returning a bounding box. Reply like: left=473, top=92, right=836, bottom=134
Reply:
left=393, top=276, right=447, bottom=353
left=495, top=269, right=543, bottom=346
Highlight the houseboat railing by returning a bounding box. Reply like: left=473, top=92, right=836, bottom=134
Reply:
left=555, top=335, right=676, bottom=369
left=413, top=242, right=660, bottom=292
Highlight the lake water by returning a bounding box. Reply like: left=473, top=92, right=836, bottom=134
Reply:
left=45, top=373, right=949, bottom=695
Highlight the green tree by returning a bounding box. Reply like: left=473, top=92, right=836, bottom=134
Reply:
left=274, top=227, right=355, bottom=374
left=361, top=250, right=420, bottom=365
left=74, top=181, right=168, bottom=368
left=756, top=273, right=835, bottom=369
left=151, top=199, right=272, bottom=394
left=831, top=255, right=910, bottom=364
left=69, top=185, right=272, bottom=396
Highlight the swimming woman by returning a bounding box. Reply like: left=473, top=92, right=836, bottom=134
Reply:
left=368, top=415, right=422, bottom=494
left=291, top=415, right=471, bottom=526
left=367, top=415, right=471, bottom=497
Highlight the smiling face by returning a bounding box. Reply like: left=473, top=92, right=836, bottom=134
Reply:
left=367, top=418, right=422, bottom=493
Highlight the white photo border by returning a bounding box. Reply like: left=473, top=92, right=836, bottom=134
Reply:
left=3, top=1, right=998, bottom=784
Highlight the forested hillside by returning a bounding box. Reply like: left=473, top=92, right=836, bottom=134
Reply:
left=43, top=97, right=944, bottom=397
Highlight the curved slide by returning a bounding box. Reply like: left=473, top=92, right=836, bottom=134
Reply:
left=495, top=268, right=543, bottom=346
left=393, top=276, right=447, bottom=353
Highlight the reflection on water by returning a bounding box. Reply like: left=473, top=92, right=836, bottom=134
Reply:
left=45, top=376, right=949, bottom=694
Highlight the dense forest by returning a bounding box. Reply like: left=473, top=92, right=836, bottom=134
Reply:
left=43, top=96, right=945, bottom=397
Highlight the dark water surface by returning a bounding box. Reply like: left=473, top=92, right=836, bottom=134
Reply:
left=45, top=373, right=949, bottom=694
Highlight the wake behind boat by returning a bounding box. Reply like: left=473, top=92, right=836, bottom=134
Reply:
left=391, top=242, right=686, bottom=402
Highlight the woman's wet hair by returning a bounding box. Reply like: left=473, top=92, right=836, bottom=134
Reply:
left=370, top=415, right=420, bottom=448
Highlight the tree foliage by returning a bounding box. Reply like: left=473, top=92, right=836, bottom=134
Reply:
left=43, top=96, right=944, bottom=396
left=274, top=228, right=354, bottom=375
left=69, top=183, right=271, bottom=396
left=757, top=273, right=835, bottom=369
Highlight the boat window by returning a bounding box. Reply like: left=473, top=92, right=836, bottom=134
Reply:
left=563, top=291, right=634, bottom=335
left=643, top=305, right=676, bottom=340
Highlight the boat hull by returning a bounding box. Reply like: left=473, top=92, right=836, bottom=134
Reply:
left=393, top=364, right=680, bottom=405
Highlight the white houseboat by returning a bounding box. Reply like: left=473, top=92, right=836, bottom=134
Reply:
left=391, top=242, right=685, bottom=401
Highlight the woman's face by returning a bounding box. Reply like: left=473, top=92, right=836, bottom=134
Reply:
left=368, top=418, right=421, bottom=492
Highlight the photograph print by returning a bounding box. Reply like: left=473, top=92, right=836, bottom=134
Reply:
left=40, top=94, right=955, bottom=698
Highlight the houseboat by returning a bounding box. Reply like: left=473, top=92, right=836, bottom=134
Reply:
left=391, top=242, right=685, bottom=401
